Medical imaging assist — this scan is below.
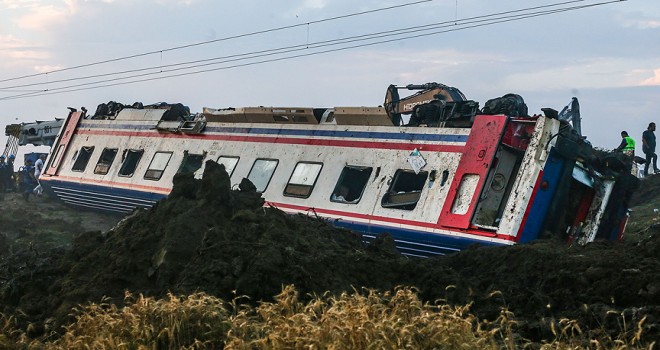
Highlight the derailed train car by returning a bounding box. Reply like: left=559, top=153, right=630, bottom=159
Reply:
left=37, top=83, right=638, bottom=256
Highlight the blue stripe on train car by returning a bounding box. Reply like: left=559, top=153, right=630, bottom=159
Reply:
left=204, top=127, right=470, bottom=143
left=333, top=219, right=500, bottom=257
left=41, top=178, right=498, bottom=256
left=79, top=123, right=469, bottom=143
left=517, top=149, right=566, bottom=243
left=40, top=179, right=167, bottom=214
left=41, top=178, right=496, bottom=256
left=79, top=123, right=155, bottom=130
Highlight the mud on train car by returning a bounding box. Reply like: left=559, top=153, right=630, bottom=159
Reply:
left=37, top=85, right=638, bottom=257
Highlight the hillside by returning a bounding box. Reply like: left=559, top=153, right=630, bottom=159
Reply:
left=0, top=163, right=658, bottom=346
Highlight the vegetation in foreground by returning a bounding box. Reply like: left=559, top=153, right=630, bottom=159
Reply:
left=0, top=286, right=653, bottom=350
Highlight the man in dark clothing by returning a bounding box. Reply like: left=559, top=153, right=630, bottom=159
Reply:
left=6, top=154, right=16, bottom=192
left=0, top=155, right=7, bottom=194
left=642, top=122, right=659, bottom=176
left=19, top=160, right=37, bottom=201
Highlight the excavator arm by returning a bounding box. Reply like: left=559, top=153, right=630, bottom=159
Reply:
left=384, top=82, right=476, bottom=127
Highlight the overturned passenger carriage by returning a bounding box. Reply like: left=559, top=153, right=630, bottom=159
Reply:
left=38, top=84, right=637, bottom=257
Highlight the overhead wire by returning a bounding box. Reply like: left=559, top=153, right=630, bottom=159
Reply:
left=0, top=0, right=588, bottom=91
left=0, top=0, right=434, bottom=84
left=1, top=1, right=619, bottom=100
left=0, top=0, right=589, bottom=91
left=0, top=2, right=611, bottom=100
left=0, top=0, right=625, bottom=100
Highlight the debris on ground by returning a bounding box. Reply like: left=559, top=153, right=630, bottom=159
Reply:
left=0, top=160, right=658, bottom=344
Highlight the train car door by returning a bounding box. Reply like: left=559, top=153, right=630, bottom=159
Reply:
left=43, top=110, right=85, bottom=176
left=438, top=115, right=508, bottom=229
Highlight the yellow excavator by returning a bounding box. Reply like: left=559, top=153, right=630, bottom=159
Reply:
left=383, top=82, right=479, bottom=127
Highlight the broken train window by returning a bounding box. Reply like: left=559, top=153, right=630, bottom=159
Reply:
left=330, top=165, right=373, bottom=204
left=284, top=162, right=323, bottom=198
left=144, top=151, right=173, bottom=180
left=381, top=169, right=428, bottom=210
left=177, top=151, right=205, bottom=176
left=71, top=146, right=95, bottom=172
left=94, top=148, right=118, bottom=175
left=216, top=156, right=240, bottom=176
left=118, top=149, right=144, bottom=177
left=247, top=158, right=279, bottom=193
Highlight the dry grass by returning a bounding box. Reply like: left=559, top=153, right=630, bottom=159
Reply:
left=0, top=286, right=655, bottom=349
left=37, top=292, right=230, bottom=349
left=225, top=285, right=501, bottom=349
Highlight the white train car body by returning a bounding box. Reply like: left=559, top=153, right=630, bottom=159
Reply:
left=38, top=105, right=625, bottom=256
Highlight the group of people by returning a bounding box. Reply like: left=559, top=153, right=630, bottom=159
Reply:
left=617, top=122, right=658, bottom=177
left=0, top=154, right=16, bottom=194
left=0, top=153, right=47, bottom=200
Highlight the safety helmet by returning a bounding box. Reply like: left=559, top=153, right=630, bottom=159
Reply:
left=9, top=154, right=15, bottom=159
left=0, top=155, right=5, bottom=159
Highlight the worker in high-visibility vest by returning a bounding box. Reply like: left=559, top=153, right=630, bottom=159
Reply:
left=616, top=130, right=639, bottom=177
left=617, top=131, right=636, bottom=157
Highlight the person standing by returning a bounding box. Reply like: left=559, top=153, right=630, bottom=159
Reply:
left=0, top=155, right=7, bottom=195
left=20, top=159, right=37, bottom=201
left=33, top=154, right=46, bottom=196
left=7, top=154, right=16, bottom=192
left=642, top=122, right=659, bottom=176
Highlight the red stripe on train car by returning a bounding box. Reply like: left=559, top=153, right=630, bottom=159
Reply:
left=268, top=201, right=517, bottom=242
left=616, top=214, right=628, bottom=241
left=74, top=129, right=465, bottom=153
left=40, top=174, right=516, bottom=242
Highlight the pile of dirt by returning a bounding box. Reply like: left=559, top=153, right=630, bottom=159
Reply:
left=0, top=161, right=658, bottom=344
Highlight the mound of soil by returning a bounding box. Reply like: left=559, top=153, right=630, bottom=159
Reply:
left=0, top=161, right=658, bottom=344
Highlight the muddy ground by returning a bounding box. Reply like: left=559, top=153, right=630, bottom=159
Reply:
left=0, top=161, right=658, bottom=344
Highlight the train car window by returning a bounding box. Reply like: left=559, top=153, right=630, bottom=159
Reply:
left=451, top=174, right=480, bottom=215
left=217, top=156, right=240, bottom=176
left=284, top=162, right=323, bottom=198
left=247, top=159, right=279, bottom=193
left=71, top=146, right=95, bottom=172
left=118, top=149, right=144, bottom=177
left=330, top=165, right=373, bottom=204
left=144, top=151, right=173, bottom=180
left=50, top=145, right=65, bottom=169
left=178, top=151, right=204, bottom=175
left=94, top=148, right=118, bottom=175
left=381, top=169, right=428, bottom=210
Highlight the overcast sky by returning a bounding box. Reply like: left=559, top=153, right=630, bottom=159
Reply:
left=1, top=0, right=659, bottom=159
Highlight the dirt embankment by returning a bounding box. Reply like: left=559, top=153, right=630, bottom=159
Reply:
left=0, top=161, right=658, bottom=343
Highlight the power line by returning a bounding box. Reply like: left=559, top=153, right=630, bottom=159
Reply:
left=0, top=0, right=434, bottom=84
left=0, top=0, right=587, bottom=91
left=0, top=0, right=625, bottom=101
left=0, top=1, right=618, bottom=100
